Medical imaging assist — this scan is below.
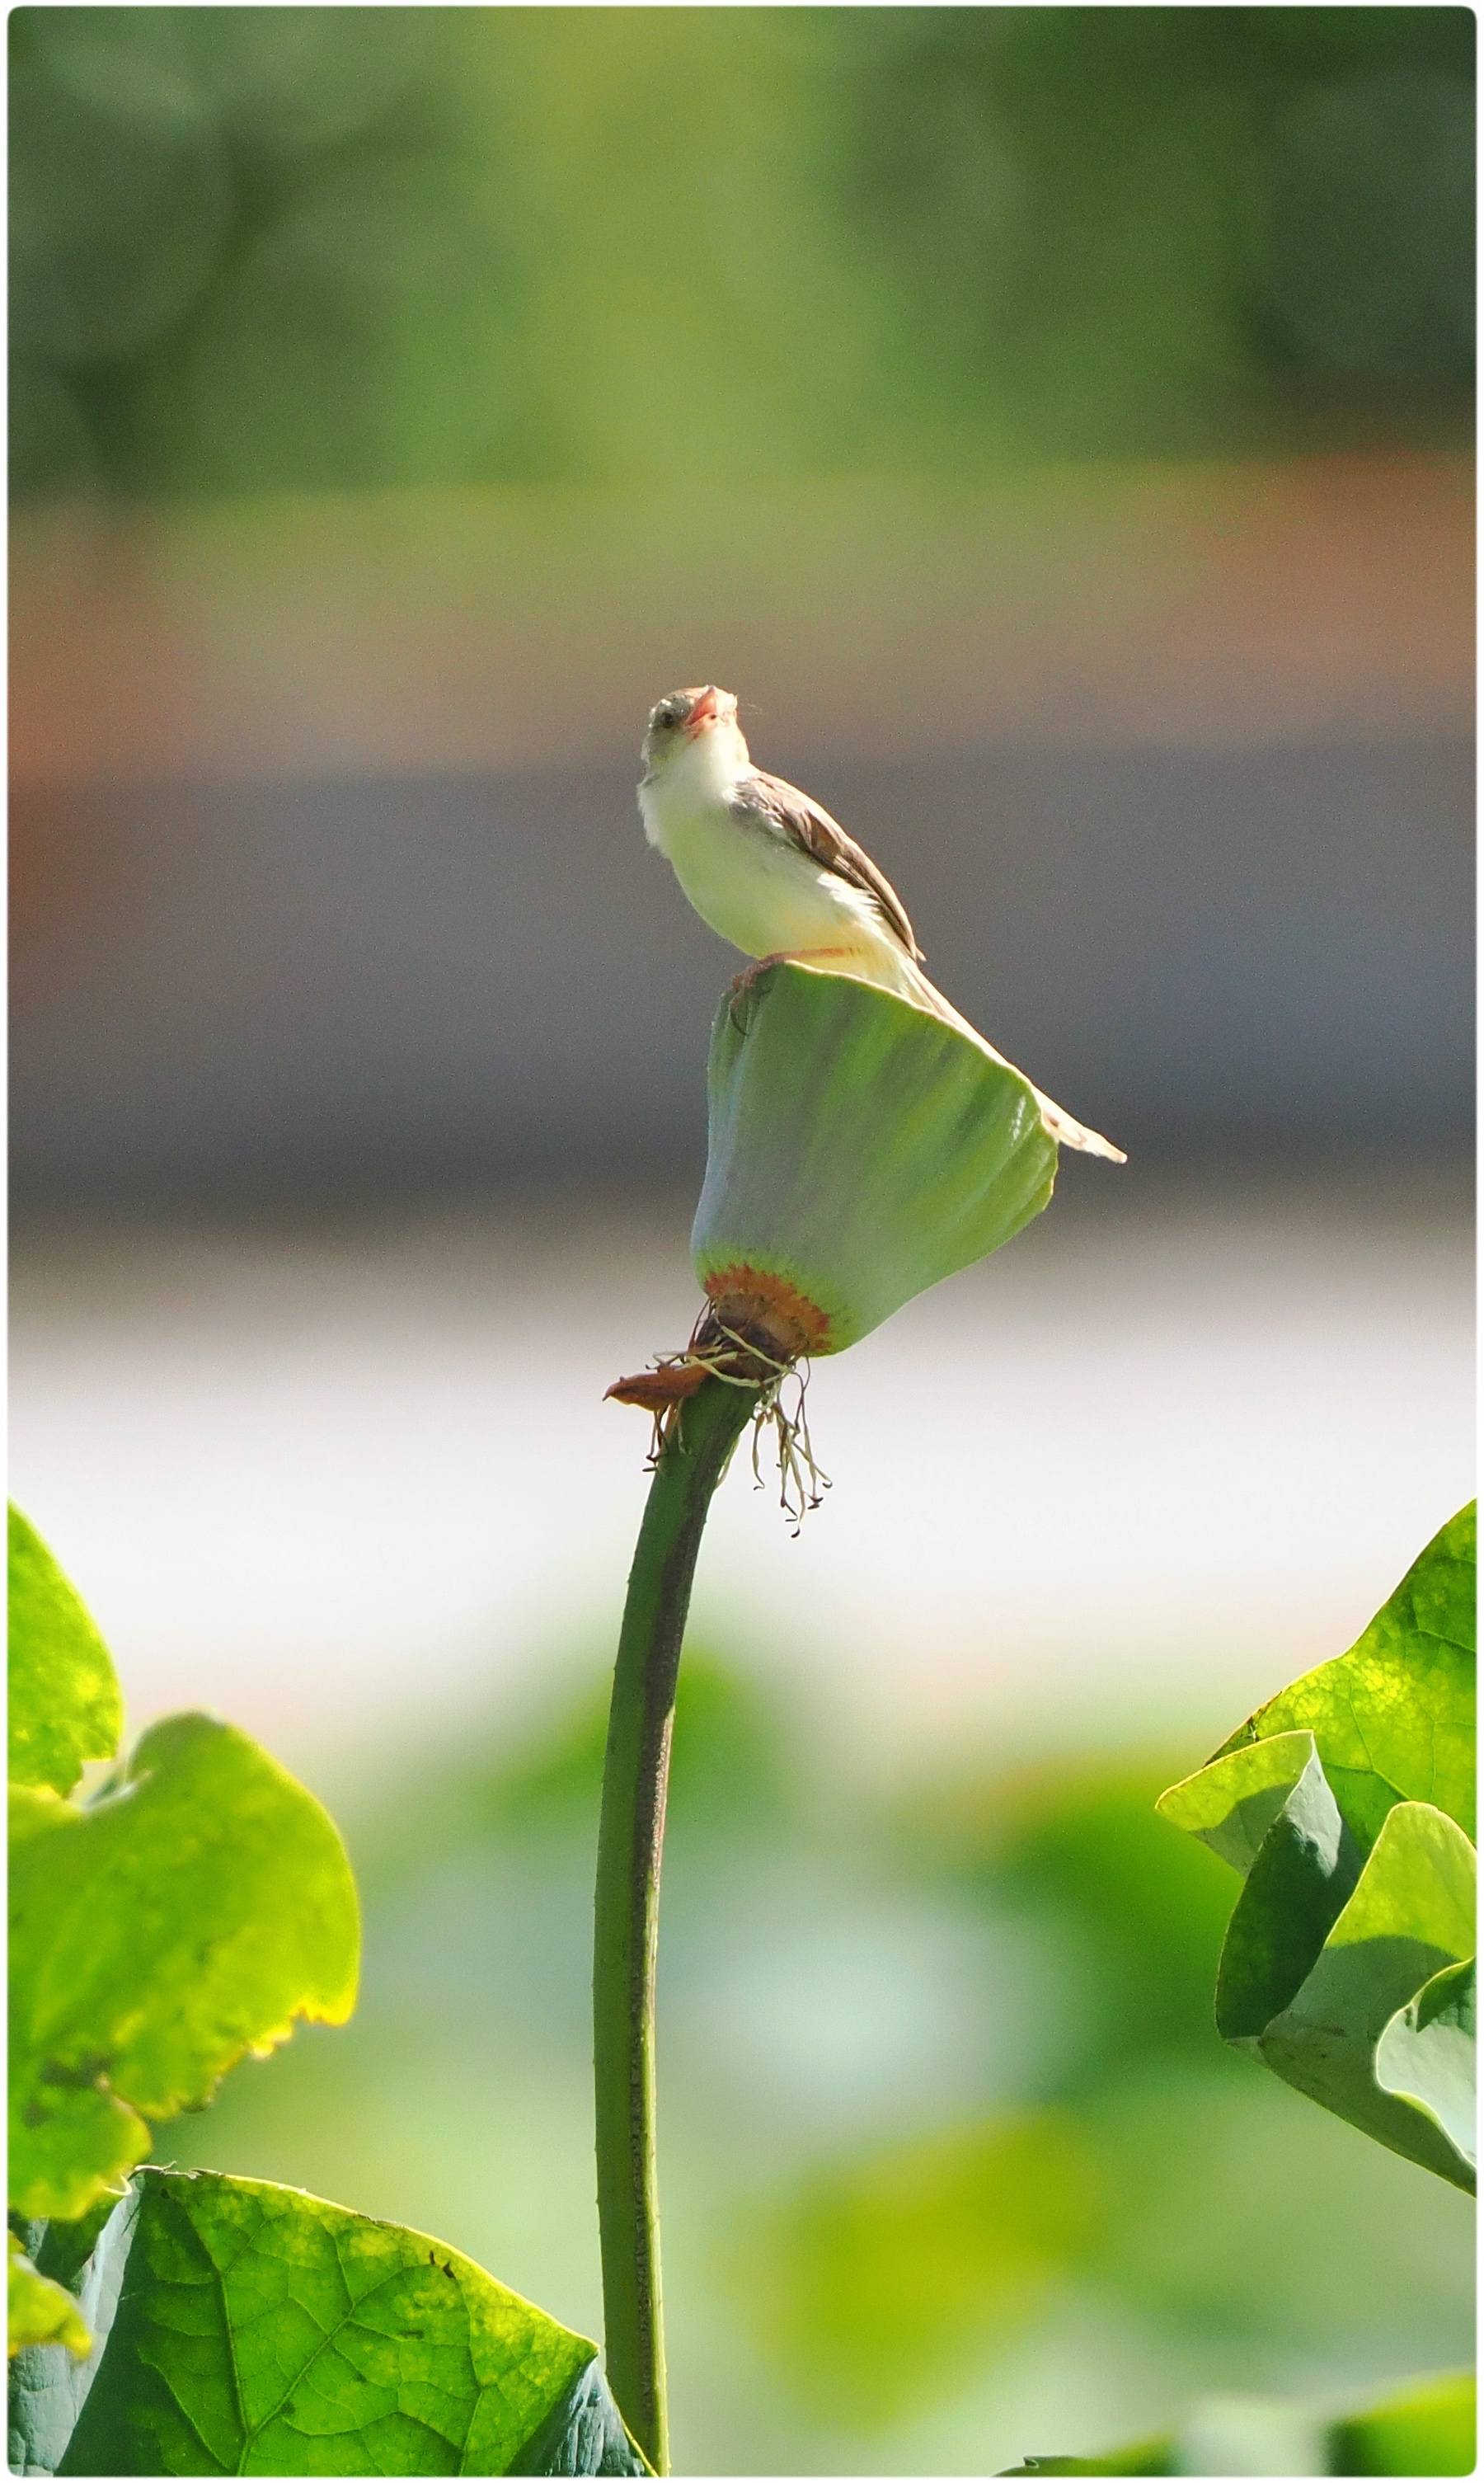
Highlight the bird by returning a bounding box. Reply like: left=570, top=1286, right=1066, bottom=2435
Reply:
left=638, top=684, right=1125, bottom=1162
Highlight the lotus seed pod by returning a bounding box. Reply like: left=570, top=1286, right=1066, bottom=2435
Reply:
left=691, top=963, right=1059, bottom=1359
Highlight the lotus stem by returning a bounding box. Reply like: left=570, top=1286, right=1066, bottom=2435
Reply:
left=593, top=1373, right=759, bottom=2472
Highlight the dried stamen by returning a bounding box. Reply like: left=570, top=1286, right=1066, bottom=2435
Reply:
left=605, top=1310, right=831, bottom=1526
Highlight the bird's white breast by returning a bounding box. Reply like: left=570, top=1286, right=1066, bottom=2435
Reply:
left=641, top=751, right=881, bottom=963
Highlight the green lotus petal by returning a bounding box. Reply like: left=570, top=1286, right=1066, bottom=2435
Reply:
left=10, top=1716, right=359, bottom=2222
left=1155, top=1729, right=1318, bottom=1875
left=8, top=2232, right=91, bottom=2360
left=8, top=1507, right=123, bottom=1798
left=53, top=2169, right=646, bottom=2477
left=1257, top=1799, right=1475, bottom=2189
left=1374, top=1955, right=1476, bottom=2178
left=1208, top=1503, right=1476, bottom=1852
left=692, top=964, right=1058, bottom=1354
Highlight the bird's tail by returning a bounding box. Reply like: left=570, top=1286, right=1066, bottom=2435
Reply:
left=887, top=952, right=1128, bottom=1165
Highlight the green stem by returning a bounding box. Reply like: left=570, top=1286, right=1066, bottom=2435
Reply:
left=594, top=1376, right=759, bottom=2474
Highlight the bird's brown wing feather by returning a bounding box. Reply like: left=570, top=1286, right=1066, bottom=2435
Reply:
left=734, top=769, right=923, bottom=959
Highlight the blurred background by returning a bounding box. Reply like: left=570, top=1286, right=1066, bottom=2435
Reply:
left=9, top=7, right=1475, bottom=2471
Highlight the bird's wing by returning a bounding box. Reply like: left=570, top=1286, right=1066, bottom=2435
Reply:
left=732, top=769, right=923, bottom=960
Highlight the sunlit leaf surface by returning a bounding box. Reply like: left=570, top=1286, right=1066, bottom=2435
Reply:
left=56, top=2171, right=645, bottom=2477
left=1209, top=1502, right=1476, bottom=1847
left=1158, top=1506, right=1477, bottom=2189
left=10, top=1717, right=359, bottom=2222
left=7, top=1507, right=122, bottom=1798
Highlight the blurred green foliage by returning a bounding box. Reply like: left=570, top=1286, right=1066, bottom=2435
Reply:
left=10, top=5, right=1473, bottom=501
left=722, top=1740, right=1475, bottom=2435
left=1003, top=2354, right=1478, bottom=2472
left=472, top=1648, right=794, bottom=1846
left=902, top=1753, right=1242, bottom=2090
left=724, top=2112, right=1102, bottom=2426
left=999, top=2365, right=1476, bottom=2475
left=162, top=1646, right=1473, bottom=2467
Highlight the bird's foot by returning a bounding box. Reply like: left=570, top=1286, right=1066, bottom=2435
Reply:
left=727, top=952, right=796, bottom=1027
left=730, top=952, right=791, bottom=999
left=729, top=948, right=864, bottom=1023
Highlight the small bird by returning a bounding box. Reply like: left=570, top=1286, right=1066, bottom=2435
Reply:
left=638, top=684, right=1125, bottom=1162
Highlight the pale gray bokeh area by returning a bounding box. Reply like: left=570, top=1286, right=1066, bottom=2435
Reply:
left=10, top=1163, right=1472, bottom=1787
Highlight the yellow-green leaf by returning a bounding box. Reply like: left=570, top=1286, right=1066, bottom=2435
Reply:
left=7, top=1508, right=122, bottom=1798
left=56, top=2170, right=647, bottom=2476
left=10, top=1716, right=359, bottom=2222
left=1210, top=1503, right=1476, bottom=1850
left=8, top=2232, right=90, bottom=2360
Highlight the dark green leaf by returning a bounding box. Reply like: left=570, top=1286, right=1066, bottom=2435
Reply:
left=7, top=1509, right=122, bottom=1798
left=1214, top=1749, right=1362, bottom=2042
left=10, top=1716, right=359, bottom=2222
left=506, top=2362, right=650, bottom=2476
left=57, top=2169, right=645, bottom=2477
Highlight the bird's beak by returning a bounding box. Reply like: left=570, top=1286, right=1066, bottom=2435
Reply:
left=684, top=687, right=721, bottom=737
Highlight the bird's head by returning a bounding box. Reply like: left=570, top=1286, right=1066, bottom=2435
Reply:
left=641, top=684, right=747, bottom=782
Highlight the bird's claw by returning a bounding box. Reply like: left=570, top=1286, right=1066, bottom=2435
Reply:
left=730, top=952, right=791, bottom=997
left=728, top=953, right=791, bottom=1028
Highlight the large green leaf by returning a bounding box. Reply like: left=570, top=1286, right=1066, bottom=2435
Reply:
left=50, top=2170, right=646, bottom=2476
left=7, top=1509, right=122, bottom=1799
left=1157, top=1509, right=1477, bottom=2188
left=1209, top=1504, right=1476, bottom=1850
left=10, top=1715, right=359, bottom=2223
left=1163, top=1756, right=1474, bottom=2187
left=1255, top=1799, right=1475, bottom=2187
left=998, top=2368, right=1476, bottom=2477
